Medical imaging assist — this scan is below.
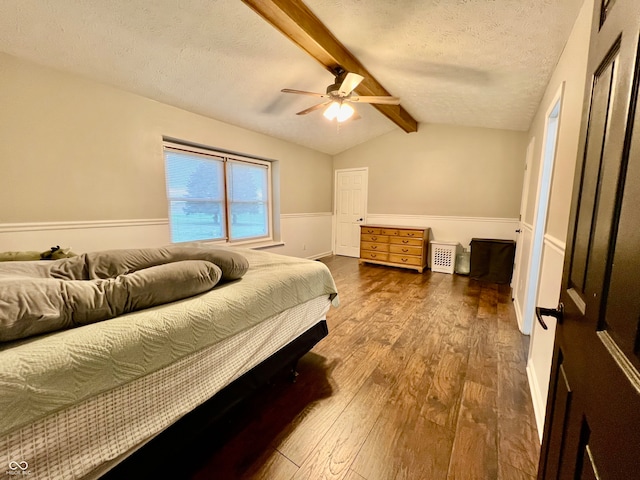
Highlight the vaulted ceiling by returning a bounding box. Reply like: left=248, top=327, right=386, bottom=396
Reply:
left=0, top=0, right=585, bottom=155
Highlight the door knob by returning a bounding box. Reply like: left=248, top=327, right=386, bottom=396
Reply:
left=535, top=303, right=564, bottom=330
left=357, top=218, right=364, bottom=222
left=515, top=229, right=522, bottom=233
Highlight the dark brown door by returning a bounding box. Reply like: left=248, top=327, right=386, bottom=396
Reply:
left=538, top=0, right=640, bottom=478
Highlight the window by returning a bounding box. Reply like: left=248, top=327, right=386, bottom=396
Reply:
left=164, top=142, right=272, bottom=243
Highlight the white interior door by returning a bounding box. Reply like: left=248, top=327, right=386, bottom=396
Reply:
left=513, top=137, right=535, bottom=307
left=334, top=168, right=367, bottom=257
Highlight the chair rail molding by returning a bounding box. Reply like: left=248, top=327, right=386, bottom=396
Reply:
left=365, top=213, right=519, bottom=247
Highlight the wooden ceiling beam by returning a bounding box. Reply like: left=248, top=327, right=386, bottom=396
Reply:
left=242, top=0, right=418, bottom=133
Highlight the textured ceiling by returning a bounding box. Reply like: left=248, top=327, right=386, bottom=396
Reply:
left=0, top=0, right=584, bottom=155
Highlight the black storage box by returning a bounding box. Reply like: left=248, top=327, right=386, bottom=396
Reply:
left=469, top=238, right=516, bottom=284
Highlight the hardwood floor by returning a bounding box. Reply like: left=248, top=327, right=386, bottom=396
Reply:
left=188, top=256, right=541, bottom=479
left=112, top=255, right=540, bottom=479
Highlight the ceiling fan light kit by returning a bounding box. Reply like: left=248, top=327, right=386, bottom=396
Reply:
left=281, top=70, right=400, bottom=124
left=323, top=101, right=355, bottom=122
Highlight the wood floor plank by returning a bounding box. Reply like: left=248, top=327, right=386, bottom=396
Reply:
left=344, top=470, right=367, bottom=480
left=497, top=411, right=540, bottom=477
left=496, top=354, right=536, bottom=416
left=188, top=355, right=333, bottom=479
left=494, top=282, right=541, bottom=477
left=498, top=461, right=537, bottom=480
left=353, top=406, right=454, bottom=480
left=292, top=370, right=393, bottom=480
left=351, top=351, right=455, bottom=480
left=477, top=282, right=499, bottom=319
left=447, top=381, right=499, bottom=480
left=275, top=308, right=409, bottom=465
left=422, top=348, right=468, bottom=429
left=238, top=448, right=298, bottom=480
left=354, top=273, right=464, bottom=475
left=465, top=316, right=500, bottom=391
left=272, top=342, right=385, bottom=465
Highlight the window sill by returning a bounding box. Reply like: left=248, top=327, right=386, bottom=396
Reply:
left=176, top=239, right=285, bottom=250
left=243, top=241, right=285, bottom=250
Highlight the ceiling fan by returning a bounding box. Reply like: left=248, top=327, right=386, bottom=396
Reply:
left=281, top=69, right=401, bottom=122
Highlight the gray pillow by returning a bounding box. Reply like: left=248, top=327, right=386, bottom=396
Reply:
left=0, top=260, right=222, bottom=343
left=0, top=246, right=250, bottom=282
left=80, top=246, right=248, bottom=281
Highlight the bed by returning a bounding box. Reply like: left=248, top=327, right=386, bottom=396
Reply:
left=0, top=246, right=338, bottom=479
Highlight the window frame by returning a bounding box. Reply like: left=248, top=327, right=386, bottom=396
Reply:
left=163, top=141, right=273, bottom=245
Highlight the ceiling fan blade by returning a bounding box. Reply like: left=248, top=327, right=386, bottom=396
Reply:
left=349, top=95, right=401, bottom=105
left=296, top=101, right=331, bottom=115
left=338, top=73, right=364, bottom=95
left=281, top=88, right=329, bottom=98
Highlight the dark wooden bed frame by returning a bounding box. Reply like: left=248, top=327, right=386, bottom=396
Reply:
left=101, top=320, right=329, bottom=478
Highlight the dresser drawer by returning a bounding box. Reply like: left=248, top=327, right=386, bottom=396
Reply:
left=389, top=244, right=422, bottom=256
left=389, top=236, right=422, bottom=247
left=398, top=229, right=423, bottom=238
left=361, top=234, right=389, bottom=243
left=380, top=228, right=400, bottom=236
left=361, top=242, right=389, bottom=253
left=389, top=254, right=422, bottom=266
left=360, top=251, right=389, bottom=261
left=361, top=227, right=381, bottom=235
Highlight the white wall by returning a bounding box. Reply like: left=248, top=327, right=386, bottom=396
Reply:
left=522, top=0, right=594, bottom=439
left=333, top=124, right=527, bottom=245
left=267, top=213, right=333, bottom=259
left=0, top=52, right=334, bottom=258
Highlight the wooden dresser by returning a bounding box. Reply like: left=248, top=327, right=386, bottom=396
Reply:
left=359, top=224, right=431, bottom=273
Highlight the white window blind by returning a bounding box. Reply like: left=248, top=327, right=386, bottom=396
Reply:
left=164, top=143, right=272, bottom=243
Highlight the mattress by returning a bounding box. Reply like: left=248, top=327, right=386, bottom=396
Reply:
left=1, top=294, right=332, bottom=480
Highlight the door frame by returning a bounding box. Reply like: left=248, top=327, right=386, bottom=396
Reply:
left=333, top=167, right=368, bottom=256
left=520, top=83, right=565, bottom=334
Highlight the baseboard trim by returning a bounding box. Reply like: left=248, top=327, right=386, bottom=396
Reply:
left=307, top=251, right=333, bottom=260
left=514, top=296, right=526, bottom=333
left=526, top=361, right=546, bottom=443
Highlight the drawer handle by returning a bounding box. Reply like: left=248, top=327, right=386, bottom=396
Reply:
left=371, top=236, right=377, bottom=241
left=401, top=258, right=408, bottom=262
left=406, top=233, right=415, bottom=237
left=370, top=253, right=377, bottom=258
left=402, top=240, right=409, bottom=244
left=371, top=245, right=377, bottom=249
left=367, top=229, right=374, bottom=234
left=402, top=248, right=409, bottom=252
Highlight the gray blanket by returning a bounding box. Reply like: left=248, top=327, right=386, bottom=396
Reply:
left=0, top=246, right=249, bottom=342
